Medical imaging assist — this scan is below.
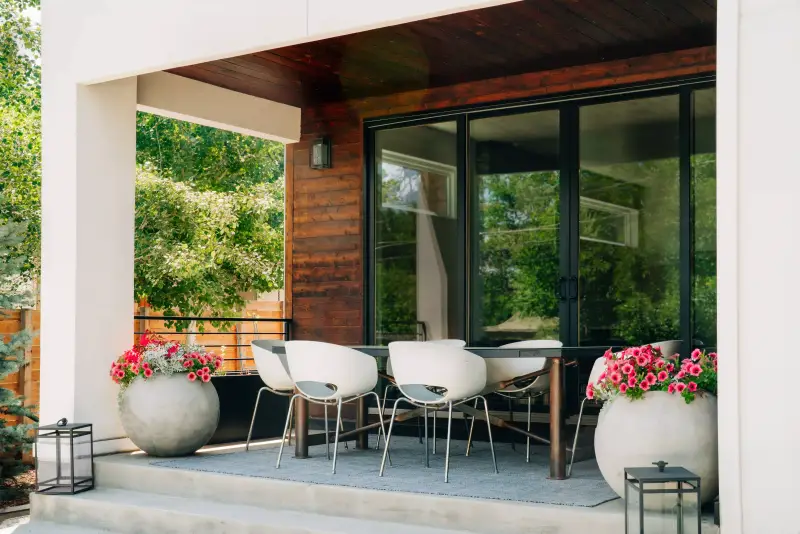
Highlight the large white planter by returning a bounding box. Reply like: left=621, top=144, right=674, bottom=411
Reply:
left=595, top=391, right=718, bottom=504
left=119, top=374, right=220, bottom=457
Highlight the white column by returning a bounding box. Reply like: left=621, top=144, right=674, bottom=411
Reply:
left=717, top=1, right=800, bottom=532
left=40, top=75, right=137, bottom=453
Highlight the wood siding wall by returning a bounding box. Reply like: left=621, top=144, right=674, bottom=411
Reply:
left=286, top=46, right=716, bottom=343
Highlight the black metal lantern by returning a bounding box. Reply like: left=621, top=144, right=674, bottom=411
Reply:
left=35, top=419, right=94, bottom=495
left=625, top=461, right=701, bottom=534
left=310, top=137, right=332, bottom=169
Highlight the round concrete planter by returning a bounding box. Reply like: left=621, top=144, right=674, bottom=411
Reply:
left=119, top=374, right=219, bottom=457
left=595, top=391, right=718, bottom=505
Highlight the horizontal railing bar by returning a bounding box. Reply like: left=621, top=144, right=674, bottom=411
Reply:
left=133, top=332, right=286, bottom=337
left=134, top=315, right=291, bottom=322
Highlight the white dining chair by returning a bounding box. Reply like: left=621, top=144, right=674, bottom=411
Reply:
left=277, top=341, right=389, bottom=474
left=466, top=339, right=562, bottom=462
left=380, top=339, right=467, bottom=452
left=246, top=340, right=295, bottom=451
left=380, top=341, right=498, bottom=483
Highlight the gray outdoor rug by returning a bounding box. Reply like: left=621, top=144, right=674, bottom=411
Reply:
left=152, top=436, right=618, bottom=507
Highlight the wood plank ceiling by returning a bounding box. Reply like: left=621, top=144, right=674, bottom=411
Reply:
left=168, top=0, right=716, bottom=108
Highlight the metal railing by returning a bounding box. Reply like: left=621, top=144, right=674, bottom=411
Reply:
left=133, top=315, right=291, bottom=375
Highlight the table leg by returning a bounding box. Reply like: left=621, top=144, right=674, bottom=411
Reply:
left=294, top=397, right=309, bottom=459
left=549, top=357, right=566, bottom=479
left=356, top=396, right=368, bottom=449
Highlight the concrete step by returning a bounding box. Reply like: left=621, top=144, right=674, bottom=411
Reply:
left=93, top=454, right=624, bottom=534
left=31, top=488, right=471, bottom=534
left=13, top=520, right=119, bottom=534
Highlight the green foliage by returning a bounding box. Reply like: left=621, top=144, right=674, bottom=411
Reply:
left=0, top=212, right=37, bottom=498
left=0, top=0, right=40, bottom=107
left=134, top=168, right=284, bottom=319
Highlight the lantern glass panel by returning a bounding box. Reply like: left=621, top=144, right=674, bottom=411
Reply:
left=625, top=480, right=641, bottom=533
left=35, top=423, right=94, bottom=495
left=73, top=431, right=93, bottom=484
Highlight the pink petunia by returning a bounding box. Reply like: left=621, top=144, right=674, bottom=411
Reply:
left=689, top=364, right=702, bottom=377
left=144, top=368, right=153, bottom=378
left=183, top=360, right=192, bottom=368
left=668, top=383, right=676, bottom=394
left=201, top=367, right=210, bottom=375
left=640, top=380, right=651, bottom=391
left=645, top=373, right=657, bottom=385
left=586, top=384, right=595, bottom=400
left=676, top=370, right=686, bottom=379
left=142, top=362, right=150, bottom=370
left=621, top=363, right=634, bottom=375
left=628, top=376, right=637, bottom=388
left=635, top=355, right=648, bottom=367
left=608, top=362, right=619, bottom=372
left=709, top=352, right=718, bottom=360
left=632, top=347, right=641, bottom=357
left=609, top=371, right=622, bottom=385
left=666, top=363, right=675, bottom=373
left=691, top=348, right=702, bottom=361
left=603, top=349, right=614, bottom=360
left=688, top=381, right=698, bottom=392
left=598, top=371, right=607, bottom=383
left=115, top=370, right=124, bottom=379
left=201, top=373, right=211, bottom=383
left=214, top=359, right=222, bottom=369
left=657, top=371, right=668, bottom=382
left=619, top=383, right=628, bottom=394
left=676, top=383, right=687, bottom=393
left=187, top=372, right=197, bottom=382
left=654, top=358, right=665, bottom=369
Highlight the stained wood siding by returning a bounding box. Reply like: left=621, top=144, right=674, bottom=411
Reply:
left=286, top=46, right=716, bottom=344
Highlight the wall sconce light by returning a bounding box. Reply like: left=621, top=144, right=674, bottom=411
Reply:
left=310, top=137, right=332, bottom=169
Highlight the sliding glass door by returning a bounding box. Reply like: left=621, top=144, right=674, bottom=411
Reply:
left=367, top=81, right=716, bottom=353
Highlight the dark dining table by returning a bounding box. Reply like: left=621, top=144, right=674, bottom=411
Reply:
left=271, top=345, right=608, bottom=480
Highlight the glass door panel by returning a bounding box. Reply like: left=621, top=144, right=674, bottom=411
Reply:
left=469, top=110, right=562, bottom=345
left=374, top=121, right=461, bottom=344
left=578, top=96, right=681, bottom=347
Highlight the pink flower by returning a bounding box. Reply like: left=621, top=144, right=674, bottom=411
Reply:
left=688, top=381, right=698, bottom=392
left=668, top=383, right=676, bottom=394
left=115, top=370, right=124, bottom=379
left=691, top=348, right=702, bottom=361
left=640, top=380, right=651, bottom=391
left=628, top=376, right=637, bottom=387
left=201, top=373, right=211, bottom=383
left=666, top=363, right=675, bottom=373
left=586, top=384, right=595, bottom=400
left=142, top=362, right=150, bottom=370
left=603, top=349, right=614, bottom=360
left=130, top=365, right=139, bottom=375
left=635, top=355, right=648, bottom=367
left=689, top=364, right=702, bottom=377
left=709, top=352, right=717, bottom=360
left=676, top=383, right=687, bottom=393
left=608, top=362, right=619, bottom=372
left=183, top=360, right=193, bottom=368
left=654, top=358, right=665, bottom=370
left=187, top=372, right=197, bottom=382
left=214, top=359, right=223, bottom=369
left=619, top=383, right=628, bottom=394
left=657, top=371, right=668, bottom=382
left=621, top=363, right=634, bottom=375
left=632, top=347, right=641, bottom=357
left=645, top=372, right=657, bottom=385
left=144, top=368, right=153, bottom=378
left=201, top=367, right=210, bottom=375
left=199, top=356, right=207, bottom=365
left=609, top=371, right=622, bottom=385
left=166, top=344, right=179, bottom=357
left=676, top=370, right=686, bottom=379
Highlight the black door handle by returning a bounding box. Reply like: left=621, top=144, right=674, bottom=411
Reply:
left=556, top=277, right=567, bottom=301
left=569, top=276, right=578, bottom=300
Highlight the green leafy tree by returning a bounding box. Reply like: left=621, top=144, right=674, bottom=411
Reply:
left=134, top=167, right=284, bottom=321
left=0, top=215, right=38, bottom=499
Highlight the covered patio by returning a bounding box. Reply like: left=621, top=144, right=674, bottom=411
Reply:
left=37, top=0, right=800, bottom=532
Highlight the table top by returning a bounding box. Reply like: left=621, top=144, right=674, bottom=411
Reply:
left=270, top=344, right=616, bottom=359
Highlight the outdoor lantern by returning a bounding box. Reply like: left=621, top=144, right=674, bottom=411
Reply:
left=310, top=136, right=332, bottom=169
left=625, top=461, right=701, bottom=534
left=35, top=418, right=94, bottom=495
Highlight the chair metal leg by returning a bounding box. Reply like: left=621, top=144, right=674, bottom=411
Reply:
left=332, top=398, right=343, bottom=474
left=380, top=398, right=404, bottom=477
left=465, top=398, right=478, bottom=457
left=433, top=409, right=437, bottom=454
left=246, top=387, right=268, bottom=452
left=526, top=396, right=532, bottom=463
left=568, top=397, right=588, bottom=478
left=368, top=392, right=391, bottom=465
left=287, top=397, right=293, bottom=445
left=509, top=397, right=515, bottom=451
left=276, top=394, right=299, bottom=468
left=444, top=402, right=453, bottom=483
left=324, top=403, right=331, bottom=460
left=424, top=407, right=430, bottom=468
left=481, top=396, right=499, bottom=474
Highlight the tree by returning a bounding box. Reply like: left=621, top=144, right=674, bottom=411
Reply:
left=0, top=214, right=38, bottom=499
left=134, top=167, right=284, bottom=322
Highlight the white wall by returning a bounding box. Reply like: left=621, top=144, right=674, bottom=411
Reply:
left=717, top=0, right=800, bottom=532
left=42, top=0, right=519, bottom=85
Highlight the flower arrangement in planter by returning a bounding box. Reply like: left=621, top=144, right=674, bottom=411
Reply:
left=110, top=334, right=223, bottom=457
left=110, top=333, right=224, bottom=393
left=587, top=345, right=717, bottom=404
